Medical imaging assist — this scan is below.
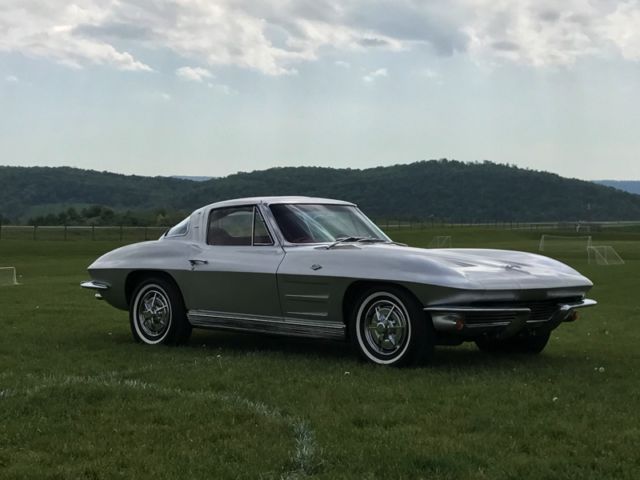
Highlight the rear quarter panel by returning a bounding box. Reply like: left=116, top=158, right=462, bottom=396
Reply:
left=87, top=240, right=202, bottom=310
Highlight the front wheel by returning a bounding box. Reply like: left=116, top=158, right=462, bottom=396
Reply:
left=475, top=330, right=550, bottom=354
left=348, top=286, right=434, bottom=366
left=130, top=277, right=191, bottom=345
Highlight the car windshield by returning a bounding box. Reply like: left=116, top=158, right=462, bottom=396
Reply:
left=270, top=204, right=389, bottom=244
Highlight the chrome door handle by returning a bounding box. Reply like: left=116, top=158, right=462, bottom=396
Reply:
left=188, top=259, right=209, bottom=267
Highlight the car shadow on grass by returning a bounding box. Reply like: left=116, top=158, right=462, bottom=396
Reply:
left=106, top=328, right=588, bottom=371
left=430, top=344, right=593, bottom=374
left=188, top=329, right=355, bottom=360
left=186, top=330, right=584, bottom=371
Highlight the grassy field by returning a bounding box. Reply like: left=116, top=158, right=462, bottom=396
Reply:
left=1, top=228, right=639, bottom=479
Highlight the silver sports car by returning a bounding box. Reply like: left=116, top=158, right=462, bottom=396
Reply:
left=82, top=196, right=596, bottom=366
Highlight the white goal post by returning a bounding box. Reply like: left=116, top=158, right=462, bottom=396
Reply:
left=538, top=235, right=592, bottom=252
left=588, top=246, right=625, bottom=265
left=0, top=267, right=18, bottom=286
left=428, top=235, right=452, bottom=248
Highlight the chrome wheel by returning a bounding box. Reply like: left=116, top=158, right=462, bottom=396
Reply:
left=133, top=284, right=173, bottom=343
left=354, top=291, right=413, bottom=365
left=363, top=300, right=408, bottom=355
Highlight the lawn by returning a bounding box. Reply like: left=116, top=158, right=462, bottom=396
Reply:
left=1, top=228, right=639, bottom=479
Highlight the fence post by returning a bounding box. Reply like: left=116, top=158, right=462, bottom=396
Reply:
left=91, top=224, right=95, bottom=241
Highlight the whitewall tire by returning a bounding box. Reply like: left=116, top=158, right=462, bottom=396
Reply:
left=349, top=286, right=434, bottom=366
left=129, top=276, right=191, bottom=345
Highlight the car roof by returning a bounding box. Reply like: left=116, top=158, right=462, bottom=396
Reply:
left=201, top=196, right=356, bottom=210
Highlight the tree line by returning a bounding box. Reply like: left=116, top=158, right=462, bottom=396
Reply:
left=2, top=160, right=640, bottom=225
left=17, top=206, right=187, bottom=227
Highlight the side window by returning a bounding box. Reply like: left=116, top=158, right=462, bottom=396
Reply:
left=253, top=209, right=273, bottom=245
left=207, top=206, right=274, bottom=246
left=207, top=207, right=253, bottom=246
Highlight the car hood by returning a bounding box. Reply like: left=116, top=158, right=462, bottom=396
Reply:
left=306, top=243, right=593, bottom=291
left=404, top=246, right=591, bottom=289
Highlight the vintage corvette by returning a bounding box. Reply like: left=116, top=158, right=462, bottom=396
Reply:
left=81, top=196, right=596, bottom=366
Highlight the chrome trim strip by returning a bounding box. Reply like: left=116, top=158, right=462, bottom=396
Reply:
left=425, top=306, right=531, bottom=313
left=187, top=309, right=345, bottom=340
left=563, top=299, right=597, bottom=309
left=284, top=294, right=330, bottom=302
left=80, top=280, right=110, bottom=291
left=525, top=318, right=551, bottom=324
left=465, top=321, right=511, bottom=328
left=424, top=299, right=597, bottom=315
left=286, top=311, right=329, bottom=318
left=426, top=299, right=597, bottom=334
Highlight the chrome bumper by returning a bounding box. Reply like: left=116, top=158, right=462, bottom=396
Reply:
left=80, top=280, right=110, bottom=300
left=425, top=299, right=597, bottom=337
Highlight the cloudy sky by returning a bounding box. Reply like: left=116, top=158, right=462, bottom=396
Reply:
left=1, top=0, right=639, bottom=180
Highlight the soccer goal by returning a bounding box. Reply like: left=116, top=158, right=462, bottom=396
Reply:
left=588, top=246, right=624, bottom=265
left=538, top=235, right=592, bottom=253
left=0, top=267, right=18, bottom=286
left=428, top=235, right=452, bottom=248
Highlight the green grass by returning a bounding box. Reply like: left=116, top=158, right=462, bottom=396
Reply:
left=1, top=229, right=639, bottom=479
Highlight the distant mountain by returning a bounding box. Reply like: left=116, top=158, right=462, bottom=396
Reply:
left=170, top=176, right=214, bottom=182
left=3, top=160, right=640, bottom=223
left=594, top=180, right=640, bottom=195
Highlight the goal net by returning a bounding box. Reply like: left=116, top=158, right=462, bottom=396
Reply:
left=588, top=246, right=624, bottom=265
left=428, top=235, right=452, bottom=248
left=538, top=235, right=592, bottom=253
left=0, top=267, right=18, bottom=286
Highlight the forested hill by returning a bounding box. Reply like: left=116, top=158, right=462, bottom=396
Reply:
left=2, top=161, right=640, bottom=224
left=0, top=166, right=194, bottom=223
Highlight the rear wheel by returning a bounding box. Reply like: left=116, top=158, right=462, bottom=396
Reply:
left=130, top=277, right=191, bottom=345
left=475, top=330, right=550, bottom=354
left=348, top=286, right=434, bottom=366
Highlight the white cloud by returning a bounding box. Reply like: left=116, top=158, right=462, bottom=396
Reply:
left=335, top=60, right=351, bottom=68
left=0, top=2, right=151, bottom=71
left=461, top=0, right=640, bottom=67
left=0, top=0, right=410, bottom=76
left=176, top=66, right=213, bottom=82
left=600, top=1, right=640, bottom=61
left=1, top=1, right=640, bottom=75
left=363, top=67, right=388, bottom=83
left=5, top=75, right=19, bottom=83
